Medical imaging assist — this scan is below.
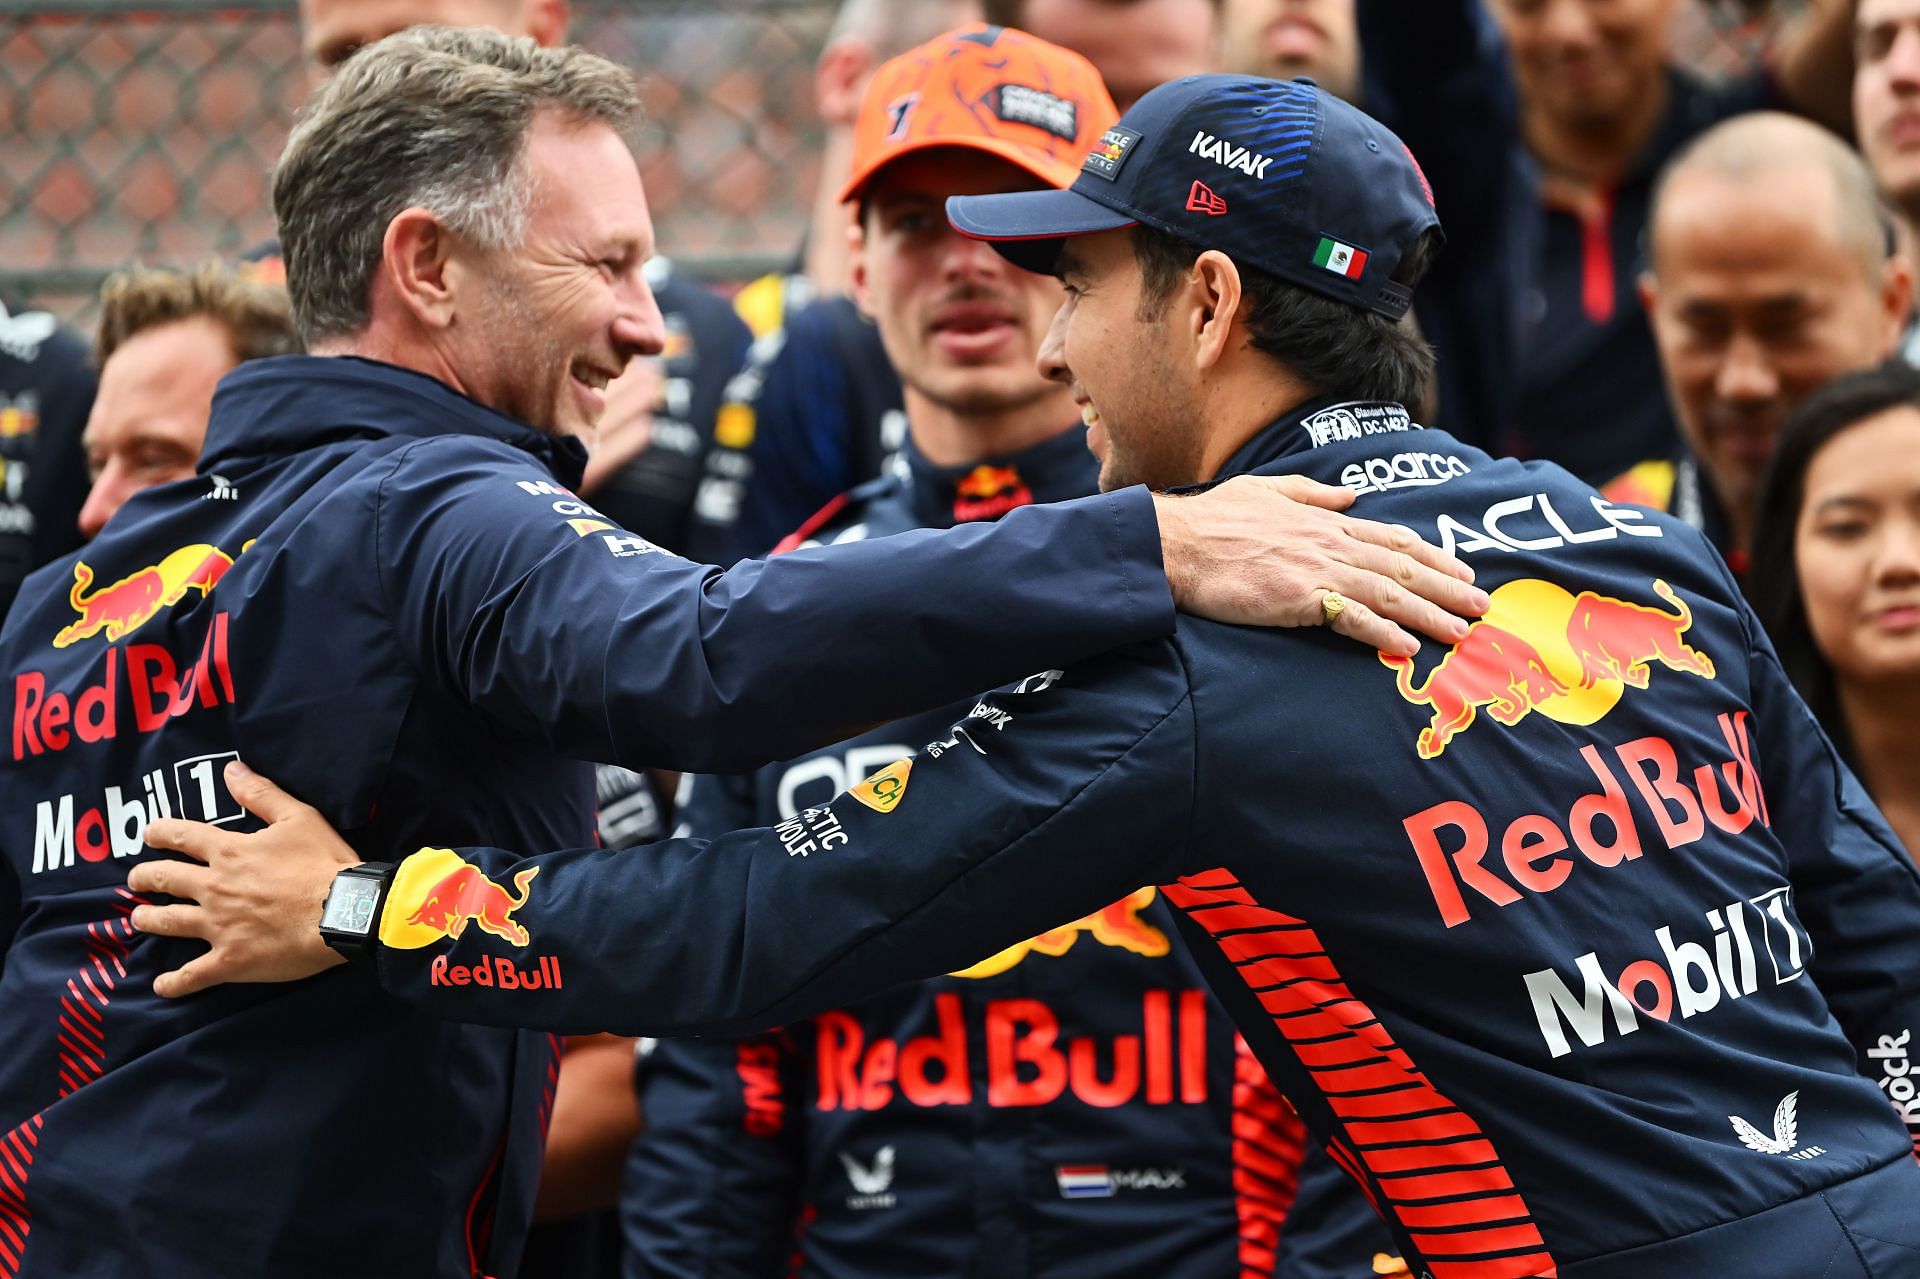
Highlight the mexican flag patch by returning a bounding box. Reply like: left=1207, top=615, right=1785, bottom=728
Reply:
left=1313, top=237, right=1367, bottom=279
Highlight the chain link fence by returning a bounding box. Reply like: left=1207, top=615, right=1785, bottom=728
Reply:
left=1, top=0, right=832, bottom=329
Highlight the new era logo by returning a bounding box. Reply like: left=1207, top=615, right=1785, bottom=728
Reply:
left=1186, top=181, right=1227, bottom=217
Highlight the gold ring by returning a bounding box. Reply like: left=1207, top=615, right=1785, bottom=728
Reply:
left=1321, top=591, right=1347, bottom=625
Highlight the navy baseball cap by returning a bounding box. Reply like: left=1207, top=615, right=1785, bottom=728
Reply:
left=947, top=74, right=1442, bottom=321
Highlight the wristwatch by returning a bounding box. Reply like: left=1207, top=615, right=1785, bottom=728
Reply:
left=318, top=862, right=396, bottom=965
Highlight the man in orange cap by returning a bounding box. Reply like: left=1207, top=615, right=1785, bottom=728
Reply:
left=621, top=27, right=1303, bottom=1277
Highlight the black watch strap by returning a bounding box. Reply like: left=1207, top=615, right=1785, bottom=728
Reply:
left=319, top=861, right=397, bottom=966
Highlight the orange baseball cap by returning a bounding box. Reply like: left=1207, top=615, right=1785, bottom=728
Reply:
left=839, top=24, right=1120, bottom=205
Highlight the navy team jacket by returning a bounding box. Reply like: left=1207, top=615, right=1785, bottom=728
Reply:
left=627, top=429, right=1306, bottom=1279
left=0, top=355, right=1177, bottom=1279
left=375, top=398, right=1920, bottom=1278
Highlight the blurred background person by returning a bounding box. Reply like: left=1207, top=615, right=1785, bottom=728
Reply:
left=1751, top=362, right=1920, bottom=859
left=1479, top=0, right=1853, bottom=485
left=683, top=0, right=979, bottom=560
left=1217, top=0, right=1524, bottom=447
left=79, top=262, right=297, bottom=540
left=984, top=0, right=1220, bottom=108
left=0, top=293, right=93, bottom=626
left=625, top=28, right=1304, bottom=1279
left=690, top=0, right=1224, bottom=563
left=1219, top=0, right=1358, bottom=97
left=1855, top=0, right=1920, bottom=261
left=1615, top=111, right=1912, bottom=576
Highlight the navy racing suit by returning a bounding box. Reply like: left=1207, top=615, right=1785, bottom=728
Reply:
left=368, top=397, right=1920, bottom=1277
left=627, top=428, right=1307, bottom=1279
left=0, top=354, right=1182, bottom=1278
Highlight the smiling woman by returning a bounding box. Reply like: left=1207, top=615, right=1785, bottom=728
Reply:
left=1751, top=361, right=1920, bottom=861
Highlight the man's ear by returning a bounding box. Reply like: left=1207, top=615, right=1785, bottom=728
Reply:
left=848, top=218, right=875, bottom=319
left=526, top=0, right=571, bottom=48
left=378, top=208, right=460, bottom=331
left=1636, top=269, right=1659, bottom=318
left=815, top=38, right=876, bottom=129
left=1191, top=250, right=1244, bottom=371
left=1878, top=254, right=1916, bottom=357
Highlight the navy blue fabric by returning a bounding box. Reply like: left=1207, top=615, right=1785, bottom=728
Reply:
left=1273, top=1142, right=1407, bottom=1279
left=1356, top=0, right=1528, bottom=450
left=681, top=293, right=901, bottom=563
left=626, top=427, right=1303, bottom=1279
left=390, top=397, right=1920, bottom=1276
left=0, top=353, right=1174, bottom=1278
left=1514, top=71, right=1774, bottom=483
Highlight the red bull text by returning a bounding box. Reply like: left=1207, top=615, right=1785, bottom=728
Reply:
left=15, top=613, right=235, bottom=760
left=816, top=989, right=1210, bottom=1111
left=1406, top=711, right=1770, bottom=928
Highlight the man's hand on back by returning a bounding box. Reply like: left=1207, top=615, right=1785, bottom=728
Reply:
left=128, top=761, right=355, bottom=997
left=1154, top=474, right=1487, bottom=656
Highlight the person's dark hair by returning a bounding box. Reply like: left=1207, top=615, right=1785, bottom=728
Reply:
left=1749, top=359, right=1920, bottom=768
left=1129, top=223, right=1442, bottom=409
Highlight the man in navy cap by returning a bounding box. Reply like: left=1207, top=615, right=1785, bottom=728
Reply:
left=136, top=75, right=1920, bottom=1278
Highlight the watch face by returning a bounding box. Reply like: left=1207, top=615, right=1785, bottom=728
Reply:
left=321, top=875, right=381, bottom=936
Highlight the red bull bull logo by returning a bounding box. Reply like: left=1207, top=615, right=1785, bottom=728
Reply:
left=54, top=544, right=235, bottom=648
left=379, top=849, right=540, bottom=950
left=405, top=863, right=539, bottom=945
left=951, top=465, right=1033, bottom=523
left=953, top=886, right=1168, bottom=979
left=1380, top=578, right=1715, bottom=759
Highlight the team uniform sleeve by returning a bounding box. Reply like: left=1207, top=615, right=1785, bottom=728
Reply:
left=372, top=439, right=1173, bottom=775
left=369, top=640, right=1198, bottom=1037
left=1737, top=595, right=1920, bottom=1156
left=622, top=1033, right=803, bottom=1279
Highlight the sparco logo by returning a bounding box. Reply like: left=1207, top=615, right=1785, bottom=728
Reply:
left=1523, top=889, right=1810, bottom=1058
left=1340, top=452, right=1470, bottom=496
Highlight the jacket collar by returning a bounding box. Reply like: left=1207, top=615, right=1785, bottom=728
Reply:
left=901, top=424, right=1099, bottom=529
left=200, top=355, right=590, bottom=488
left=1209, top=397, right=1417, bottom=481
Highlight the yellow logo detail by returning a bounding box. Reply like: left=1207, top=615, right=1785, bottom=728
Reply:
left=715, top=403, right=756, bottom=451
left=848, top=758, right=911, bottom=813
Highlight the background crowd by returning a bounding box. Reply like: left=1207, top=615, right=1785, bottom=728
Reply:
left=4, top=0, right=1920, bottom=1277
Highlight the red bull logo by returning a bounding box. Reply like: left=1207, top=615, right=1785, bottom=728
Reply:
left=54, top=544, right=235, bottom=648
left=816, top=988, right=1210, bottom=1112
left=379, top=849, right=540, bottom=951
left=951, top=465, right=1033, bottom=523
left=953, top=886, right=1168, bottom=979
left=405, top=863, right=539, bottom=945
left=1381, top=578, right=1715, bottom=758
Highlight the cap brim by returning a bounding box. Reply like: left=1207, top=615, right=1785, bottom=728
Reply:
left=946, top=187, right=1137, bottom=275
